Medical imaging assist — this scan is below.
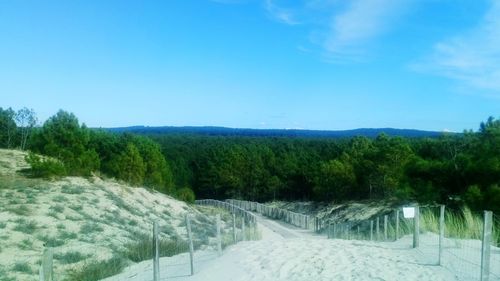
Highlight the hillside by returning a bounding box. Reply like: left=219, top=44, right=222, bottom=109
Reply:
left=0, top=149, right=232, bottom=281
left=105, top=126, right=446, bottom=139
left=265, top=200, right=403, bottom=224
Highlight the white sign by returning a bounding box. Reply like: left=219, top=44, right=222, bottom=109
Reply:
left=403, top=207, right=415, bottom=218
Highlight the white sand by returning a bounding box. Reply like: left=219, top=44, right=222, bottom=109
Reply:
left=103, top=213, right=460, bottom=281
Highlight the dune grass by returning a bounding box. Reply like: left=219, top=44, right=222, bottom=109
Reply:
left=54, top=251, right=89, bottom=265
left=65, top=256, right=127, bottom=281
left=124, top=234, right=190, bottom=263
left=12, top=262, right=32, bottom=274
left=79, top=222, right=104, bottom=234
left=392, top=207, right=487, bottom=240
left=13, top=218, right=38, bottom=234
left=6, top=204, right=31, bottom=216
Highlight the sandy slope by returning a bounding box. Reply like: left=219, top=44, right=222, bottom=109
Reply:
left=105, top=213, right=458, bottom=281
left=0, top=149, right=230, bottom=281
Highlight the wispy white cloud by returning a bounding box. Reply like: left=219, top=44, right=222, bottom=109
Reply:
left=264, top=0, right=301, bottom=25
left=262, top=0, right=410, bottom=61
left=323, top=0, right=409, bottom=61
left=416, top=0, right=500, bottom=95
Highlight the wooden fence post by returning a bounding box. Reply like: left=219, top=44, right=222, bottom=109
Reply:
left=233, top=213, right=237, bottom=243
left=216, top=214, right=222, bottom=256
left=413, top=205, right=420, bottom=248
left=395, top=209, right=399, bottom=241
left=39, top=247, right=53, bottom=281
left=186, top=215, right=195, bottom=275
left=242, top=218, right=246, bottom=241
left=384, top=215, right=388, bottom=241
left=480, top=211, right=492, bottom=281
left=439, top=205, right=445, bottom=266
left=153, top=221, right=159, bottom=281
left=370, top=220, right=373, bottom=241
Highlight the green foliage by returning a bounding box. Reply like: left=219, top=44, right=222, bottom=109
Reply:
left=65, top=256, right=127, bottom=281
left=6, top=204, right=31, bottom=216
left=37, top=234, right=65, bottom=247
left=54, top=251, right=89, bottom=264
left=0, top=107, right=17, bottom=149
left=61, top=184, right=84, bottom=194
left=12, top=262, right=32, bottom=274
left=176, top=187, right=196, bottom=203
left=443, top=207, right=484, bottom=239
left=313, top=156, right=356, bottom=201
left=5, top=106, right=500, bottom=211
left=108, top=143, right=145, bottom=186
left=464, top=185, right=483, bottom=210
left=79, top=222, right=104, bottom=234
left=25, top=152, right=66, bottom=178
left=124, top=235, right=189, bottom=262
left=12, top=219, right=38, bottom=233
left=30, top=110, right=100, bottom=176
left=88, top=131, right=174, bottom=192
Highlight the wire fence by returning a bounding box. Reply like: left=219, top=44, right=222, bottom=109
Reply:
left=320, top=205, right=500, bottom=281
left=217, top=199, right=499, bottom=281
left=3, top=200, right=259, bottom=281
left=225, top=199, right=314, bottom=230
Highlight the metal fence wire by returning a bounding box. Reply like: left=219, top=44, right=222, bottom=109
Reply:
left=416, top=206, right=441, bottom=265
left=319, top=205, right=500, bottom=281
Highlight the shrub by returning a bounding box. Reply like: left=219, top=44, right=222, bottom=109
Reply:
left=80, top=223, right=104, bottom=234
left=6, top=204, right=31, bottom=216
left=13, top=219, right=37, bottom=233
left=125, top=235, right=189, bottom=262
left=25, top=152, right=66, bottom=179
left=65, top=256, right=126, bottom=281
left=58, top=230, right=78, bottom=240
left=61, top=184, right=84, bottom=194
left=464, top=185, right=483, bottom=210
left=176, top=187, right=195, bottom=203
left=49, top=204, right=64, bottom=213
left=54, top=251, right=88, bottom=264
left=37, top=234, right=65, bottom=247
left=12, top=262, right=32, bottom=274
left=18, top=238, right=33, bottom=250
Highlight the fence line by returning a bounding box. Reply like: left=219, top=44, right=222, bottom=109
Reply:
left=224, top=199, right=314, bottom=230
left=318, top=204, right=499, bottom=281
left=27, top=200, right=258, bottom=281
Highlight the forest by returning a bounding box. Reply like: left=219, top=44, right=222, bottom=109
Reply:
left=1, top=107, right=499, bottom=212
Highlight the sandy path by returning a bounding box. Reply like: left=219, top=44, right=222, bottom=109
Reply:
left=103, top=214, right=459, bottom=281
left=252, top=213, right=303, bottom=239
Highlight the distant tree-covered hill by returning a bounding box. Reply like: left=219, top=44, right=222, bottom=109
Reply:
left=105, top=126, right=447, bottom=139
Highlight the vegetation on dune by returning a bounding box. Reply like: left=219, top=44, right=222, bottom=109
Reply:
left=0, top=108, right=182, bottom=198
left=1, top=107, right=499, bottom=213
left=65, top=255, right=127, bottom=281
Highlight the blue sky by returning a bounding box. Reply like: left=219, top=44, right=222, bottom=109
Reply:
left=1, top=0, right=499, bottom=132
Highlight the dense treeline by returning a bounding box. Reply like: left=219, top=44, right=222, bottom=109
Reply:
left=150, top=117, right=500, bottom=212
left=1, top=107, right=498, bottom=211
